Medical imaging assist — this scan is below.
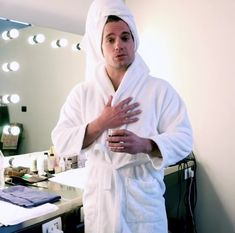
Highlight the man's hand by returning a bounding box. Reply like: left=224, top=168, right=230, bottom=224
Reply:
left=107, top=129, right=153, bottom=154
left=97, top=96, right=141, bottom=131
left=82, top=96, right=141, bottom=148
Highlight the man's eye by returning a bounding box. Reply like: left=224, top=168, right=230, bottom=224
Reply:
left=107, top=38, right=114, bottom=43
left=122, top=36, right=130, bottom=42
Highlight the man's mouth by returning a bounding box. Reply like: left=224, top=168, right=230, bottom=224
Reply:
left=115, top=54, right=126, bottom=58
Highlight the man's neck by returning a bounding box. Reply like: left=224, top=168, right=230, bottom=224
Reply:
left=106, top=68, right=126, bottom=91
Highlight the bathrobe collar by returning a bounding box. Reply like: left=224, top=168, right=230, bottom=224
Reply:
left=94, top=53, right=150, bottom=105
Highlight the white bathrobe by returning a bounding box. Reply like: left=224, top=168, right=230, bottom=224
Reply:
left=52, top=0, right=193, bottom=232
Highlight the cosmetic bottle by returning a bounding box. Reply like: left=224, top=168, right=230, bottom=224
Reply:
left=59, top=157, right=66, bottom=172
left=47, top=153, right=55, bottom=174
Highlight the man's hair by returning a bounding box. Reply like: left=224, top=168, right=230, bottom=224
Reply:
left=105, top=15, right=134, bottom=41
left=106, top=15, right=123, bottom=24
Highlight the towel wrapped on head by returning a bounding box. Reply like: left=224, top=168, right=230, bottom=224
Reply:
left=80, top=0, right=140, bottom=80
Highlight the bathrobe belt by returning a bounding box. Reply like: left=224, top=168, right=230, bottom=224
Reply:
left=94, top=143, right=150, bottom=190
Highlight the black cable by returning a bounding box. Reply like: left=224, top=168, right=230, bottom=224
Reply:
left=170, top=153, right=198, bottom=233
left=191, top=152, right=198, bottom=233
left=191, top=152, right=198, bottom=211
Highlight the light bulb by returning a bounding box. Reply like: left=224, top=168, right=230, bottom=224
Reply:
left=1, top=29, right=19, bottom=40
left=9, top=61, right=20, bottom=71
left=28, top=35, right=34, bottom=45
left=35, top=34, right=45, bottom=43
left=1, top=94, right=20, bottom=104
left=3, top=125, right=10, bottom=135
left=9, top=94, right=20, bottom=104
left=8, top=29, right=19, bottom=39
left=51, top=38, right=68, bottom=48
left=2, top=95, right=10, bottom=104
left=72, top=43, right=81, bottom=51
left=57, top=38, right=68, bottom=47
left=2, top=61, right=20, bottom=72
left=2, top=63, right=10, bottom=72
left=51, top=40, right=57, bottom=48
left=2, top=31, right=10, bottom=40
left=28, top=34, right=45, bottom=44
left=10, top=126, right=20, bottom=136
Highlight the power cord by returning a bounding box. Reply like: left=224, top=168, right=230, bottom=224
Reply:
left=173, top=152, right=198, bottom=233
left=183, top=152, right=198, bottom=233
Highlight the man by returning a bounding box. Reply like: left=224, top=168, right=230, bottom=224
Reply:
left=52, top=0, right=193, bottom=232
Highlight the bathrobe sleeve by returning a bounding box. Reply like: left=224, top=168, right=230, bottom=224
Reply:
left=51, top=84, right=87, bottom=157
left=149, top=81, right=193, bottom=169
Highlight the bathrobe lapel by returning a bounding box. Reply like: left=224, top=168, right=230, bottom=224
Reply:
left=94, top=54, right=149, bottom=108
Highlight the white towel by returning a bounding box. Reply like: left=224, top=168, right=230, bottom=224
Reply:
left=0, top=200, right=58, bottom=226
left=49, top=167, right=88, bottom=189
left=80, top=0, right=140, bottom=80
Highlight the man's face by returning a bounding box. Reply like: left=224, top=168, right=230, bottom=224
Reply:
left=101, top=20, right=135, bottom=72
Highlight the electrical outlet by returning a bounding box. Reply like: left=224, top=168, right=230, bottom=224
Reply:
left=42, top=217, right=62, bottom=233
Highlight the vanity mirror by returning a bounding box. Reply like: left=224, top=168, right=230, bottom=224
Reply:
left=0, top=19, right=86, bottom=156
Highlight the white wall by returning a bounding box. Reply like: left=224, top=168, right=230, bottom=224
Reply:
left=127, top=0, right=235, bottom=232
left=0, top=26, right=85, bottom=154
left=0, top=0, right=93, bottom=35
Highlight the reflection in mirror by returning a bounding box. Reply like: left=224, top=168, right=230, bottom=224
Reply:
left=0, top=19, right=85, bottom=156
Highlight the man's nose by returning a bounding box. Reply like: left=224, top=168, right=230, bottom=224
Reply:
left=115, top=39, right=123, bottom=50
